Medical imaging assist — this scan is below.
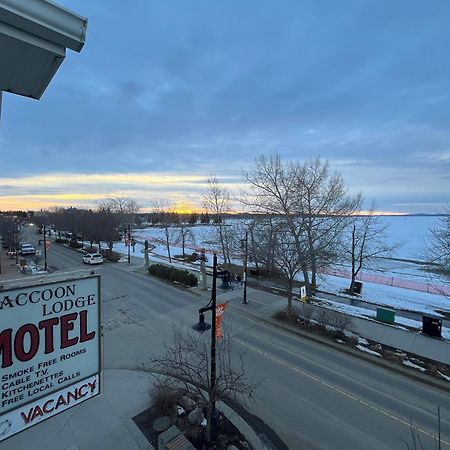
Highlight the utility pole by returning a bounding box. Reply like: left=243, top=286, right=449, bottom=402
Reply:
left=13, top=222, right=18, bottom=265
left=200, top=249, right=207, bottom=291
left=43, top=224, right=48, bottom=271
left=144, top=239, right=149, bottom=269
left=243, top=231, right=248, bottom=304
left=127, top=224, right=131, bottom=264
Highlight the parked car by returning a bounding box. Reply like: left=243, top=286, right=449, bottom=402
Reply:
left=82, top=253, right=104, bottom=265
left=19, top=243, right=36, bottom=255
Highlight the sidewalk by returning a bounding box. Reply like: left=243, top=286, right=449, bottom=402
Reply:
left=4, top=370, right=153, bottom=450
left=187, top=266, right=450, bottom=366
left=257, top=294, right=450, bottom=365
left=4, top=368, right=264, bottom=450
left=0, top=248, right=24, bottom=280
left=3, top=253, right=448, bottom=448
left=117, top=257, right=450, bottom=367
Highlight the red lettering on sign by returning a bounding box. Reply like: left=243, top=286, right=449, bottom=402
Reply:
left=43, top=399, right=54, bottom=414
left=0, top=311, right=96, bottom=368
left=15, top=324, right=39, bottom=362
left=80, top=310, right=95, bottom=342
left=60, top=313, right=78, bottom=349
left=0, top=328, right=12, bottom=368
left=38, top=317, right=59, bottom=354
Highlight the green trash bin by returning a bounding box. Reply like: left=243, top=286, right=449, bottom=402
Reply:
left=376, top=307, right=395, bottom=324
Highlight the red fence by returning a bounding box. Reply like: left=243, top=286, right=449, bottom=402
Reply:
left=324, top=268, right=450, bottom=296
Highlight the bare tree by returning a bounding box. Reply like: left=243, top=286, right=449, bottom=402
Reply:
left=426, top=206, right=450, bottom=297
left=244, top=154, right=360, bottom=295
left=343, top=205, right=397, bottom=295
left=153, top=201, right=173, bottom=263
left=247, top=216, right=280, bottom=275
left=150, top=326, right=258, bottom=444
left=94, top=208, right=121, bottom=251
left=175, top=223, right=196, bottom=257
left=295, top=157, right=361, bottom=292
left=98, top=196, right=140, bottom=227
left=272, top=225, right=303, bottom=315
left=202, top=176, right=233, bottom=264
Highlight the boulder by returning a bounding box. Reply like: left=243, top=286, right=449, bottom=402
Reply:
left=188, top=407, right=204, bottom=426
left=179, top=396, right=196, bottom=412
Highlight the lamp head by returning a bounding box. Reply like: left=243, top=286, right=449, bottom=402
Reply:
left=192, top=312, right=211, bottom=333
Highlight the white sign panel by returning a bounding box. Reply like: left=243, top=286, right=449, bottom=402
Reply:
left=0, top=274, right=101, bottom=442
left=0, top=375, right=99, bottom=441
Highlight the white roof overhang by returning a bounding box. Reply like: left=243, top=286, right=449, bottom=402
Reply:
left=0, top=0, right=87, bottom=99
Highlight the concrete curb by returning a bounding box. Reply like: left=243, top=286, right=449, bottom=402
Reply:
left=217, top=401, right=265, bottom=450
left=140, top=368, right=271, bottom=450
left=261, top=314, right=450, bottom=393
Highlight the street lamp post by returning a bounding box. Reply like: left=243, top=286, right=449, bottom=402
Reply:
left=192, top=253, right=218, bottom=443
left=243, top=231, right=248, bottom=304
left=43, top=224, right=48, bottom=271
left=127, top=224, right=131, bottom=264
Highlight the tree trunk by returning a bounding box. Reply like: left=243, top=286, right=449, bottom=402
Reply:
left=249, top=229, right=259, bottom=270
left=287, top=277, right=294, bottom=315
left=165, top=227, right=172, bottom=263
left=302, top=264, right=311, bottom=296
left=218, top=223, right=229, bottom=264
left=205, top=402, right=212, bottom=444
left=349, top=225, right=356, bottom=294
left=307, top=227, right=317, bottom=293
left=349, top=278, right=356, bottom=295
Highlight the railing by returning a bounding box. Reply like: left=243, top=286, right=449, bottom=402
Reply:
left=324, top=268, right=450, bottom=296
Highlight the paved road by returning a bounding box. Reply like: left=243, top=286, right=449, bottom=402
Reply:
left=15, top=224, right=450, bottom=449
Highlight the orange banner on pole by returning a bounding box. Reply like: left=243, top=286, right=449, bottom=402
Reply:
left=215, top=303, right=228, bottom=340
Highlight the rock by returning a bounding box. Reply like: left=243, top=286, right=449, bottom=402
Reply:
left=179, top=396, right=196, bottom=412
left=188, top=407, right=204, bottom=426
left=152, top=416, right=172, bottom=432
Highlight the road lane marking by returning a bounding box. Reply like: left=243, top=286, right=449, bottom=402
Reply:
left=235, top=338, right=450, bottom=448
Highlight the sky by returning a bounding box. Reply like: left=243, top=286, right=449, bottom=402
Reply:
left=1, top=0, right=450, bottom=214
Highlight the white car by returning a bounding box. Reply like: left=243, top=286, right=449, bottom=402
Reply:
left=20, top=243, right=36, bottom=255
left=83, top=253, right=104, bottom=265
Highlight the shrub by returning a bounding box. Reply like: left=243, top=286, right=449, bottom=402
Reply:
left=328, top=311, right=353, bottom=337
left=149, top=264, right=198, bottom=287
left=299, top=302, right=315, bottom=327
left=69, top=240, right=83, bottom=249
left=101, top=249, right=121, bottom=262
left=188, top=252, right=199, bottom=262
left=151, top=386, right=177, bottom=418
left=316, top=308, right=333, bottom=328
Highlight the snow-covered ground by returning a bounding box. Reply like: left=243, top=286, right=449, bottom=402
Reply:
left=108, top=222, right=450, bottom=320
left=91, top=220, right=450, bottom=376
left=318, top=274, right=450, bottom=316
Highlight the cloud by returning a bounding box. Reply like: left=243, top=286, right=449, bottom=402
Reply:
left=1, top=0, right=450, bottom=213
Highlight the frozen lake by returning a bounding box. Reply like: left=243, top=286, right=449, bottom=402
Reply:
left=380, top=215, right=441, bottom=261
left=133, top=215, right=444, bottom=262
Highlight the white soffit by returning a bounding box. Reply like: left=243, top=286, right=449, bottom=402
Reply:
left=0, top=0, right=87, bottom=99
